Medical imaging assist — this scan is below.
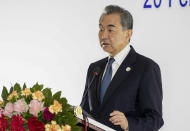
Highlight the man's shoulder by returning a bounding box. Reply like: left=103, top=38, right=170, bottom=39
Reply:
left=136, top=52, right=160, bottom=70
left=86, top=57, right=108, bottom=73
left=90, top=57, right=108, bottom=67
left=130, top=45, right=160, bottom=68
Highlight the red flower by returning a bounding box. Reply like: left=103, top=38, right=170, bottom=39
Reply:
left=9, top=115, right=25, bottom=131
left=27, top=117, right=45, bottom=131
left=0, top=115, right=8, bottom=131
left=43, top=107, right=55, bottom=122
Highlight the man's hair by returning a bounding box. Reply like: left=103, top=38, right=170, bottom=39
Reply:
left=100, top=5, right=133, bottom=31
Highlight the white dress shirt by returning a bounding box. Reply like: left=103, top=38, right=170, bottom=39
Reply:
left=103, top=44, right=131, bottom=80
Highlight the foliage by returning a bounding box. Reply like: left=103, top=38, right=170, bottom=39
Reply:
left=0, top=83, right=81, bottom=131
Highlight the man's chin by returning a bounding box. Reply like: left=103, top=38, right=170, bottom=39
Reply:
left=103, top=48, right=111, bottom=52
left=102, top=48, right=113, bottom=55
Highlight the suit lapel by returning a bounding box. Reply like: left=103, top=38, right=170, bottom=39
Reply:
left=100, top=46, right=137, bottom=108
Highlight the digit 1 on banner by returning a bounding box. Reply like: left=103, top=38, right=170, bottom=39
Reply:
left=144, top=0, right=190, bottom=8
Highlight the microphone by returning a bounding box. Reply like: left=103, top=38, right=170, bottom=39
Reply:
left=81, top=67, right=101, bottom=107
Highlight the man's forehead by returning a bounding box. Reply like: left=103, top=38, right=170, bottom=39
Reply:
left=99, top=14, right=121, bottom=27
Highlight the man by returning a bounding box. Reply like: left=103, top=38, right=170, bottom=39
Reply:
left=81, top=5, right=164, bottom=131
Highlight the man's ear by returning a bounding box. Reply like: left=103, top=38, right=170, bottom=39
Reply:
left=124, top=29, right=133, bottom=42
left=126, top=29, right=133, bottom=39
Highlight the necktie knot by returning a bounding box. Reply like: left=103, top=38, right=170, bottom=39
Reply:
left=108, top=57, right=115, bottom=66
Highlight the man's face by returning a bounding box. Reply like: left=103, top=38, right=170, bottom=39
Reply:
left=99, top=13, right=132, bottom=56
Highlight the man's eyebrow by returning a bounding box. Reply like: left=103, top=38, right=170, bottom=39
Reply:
left=107, top=24, right=116, bottom=28
left=99, top=24, right=116, bottom=28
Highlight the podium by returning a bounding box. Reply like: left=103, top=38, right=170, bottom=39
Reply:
left=76, top=111, right=115, bottom=131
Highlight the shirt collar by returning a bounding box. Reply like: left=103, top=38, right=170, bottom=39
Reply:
left=109, top=44, right=131, bottom=66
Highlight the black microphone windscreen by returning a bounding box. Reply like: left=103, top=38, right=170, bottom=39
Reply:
left=94, top=67, right=101, bottom=75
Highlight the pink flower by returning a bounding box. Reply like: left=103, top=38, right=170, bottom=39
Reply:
left=3, top=102, right=14, bottom=117
left=0, top=107, right=3, bottom=117
left=29, top=100, right=44, bottom=117
left=14, top=99, right=28, bottom=113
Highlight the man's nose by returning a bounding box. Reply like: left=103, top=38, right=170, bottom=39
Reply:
left=101, top=30, right=108, bottom=39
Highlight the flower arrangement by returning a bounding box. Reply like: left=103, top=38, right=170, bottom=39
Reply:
left=0, top=83, right=81, bottom=131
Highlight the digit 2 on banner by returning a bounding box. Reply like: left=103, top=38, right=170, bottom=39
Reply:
left=144, top=0, right=162, bottom=8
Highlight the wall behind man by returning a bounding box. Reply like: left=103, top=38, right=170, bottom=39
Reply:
left=0, top=0, right=189, bottom=130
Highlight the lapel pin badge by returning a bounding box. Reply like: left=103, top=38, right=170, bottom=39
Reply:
left=126, top=67, right=131, bottom=72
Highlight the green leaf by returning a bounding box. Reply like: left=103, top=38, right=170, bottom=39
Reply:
left=23, top=83, right=27, bottom=90
left=22, top=111, right=32, bottom=120
left=60, top=97, right=68, bottom=111
left=32, top=83, right=43, bottom=91
left=9, top=86, right=13, bottom=94
left=63, top=112, right=78, bottom=125
left=13, top=83, right=21, bottom=92
left=71, top=126, right=81, bottom=131
left=9, top=95, right=18, bottom=103
left=5, top=116, right=10, bottom=119
left=43, top=88, right=52, bottom=98
left=25, top=95, right=32, bottom=104
left=53, top=91, right=61, bottom=101
left=30, top=88, right=34, bottom=93
left=43, top=88, right=53, bottom=107
left=37, top=111, right=45, bottom=122
left=60, top=97, right=67, bottom=104
left=2, top=86, right=9, bottom=101
left=22, top=123, right=28, bottom=130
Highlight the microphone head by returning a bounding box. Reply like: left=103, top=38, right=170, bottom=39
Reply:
left=93, top=67, right=101, bottom=76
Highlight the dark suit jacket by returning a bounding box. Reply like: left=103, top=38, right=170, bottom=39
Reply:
left=81, top=46, right=164, bottom=131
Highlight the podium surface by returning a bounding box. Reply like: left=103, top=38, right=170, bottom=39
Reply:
left=77, top=114, right=115, bottom=131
